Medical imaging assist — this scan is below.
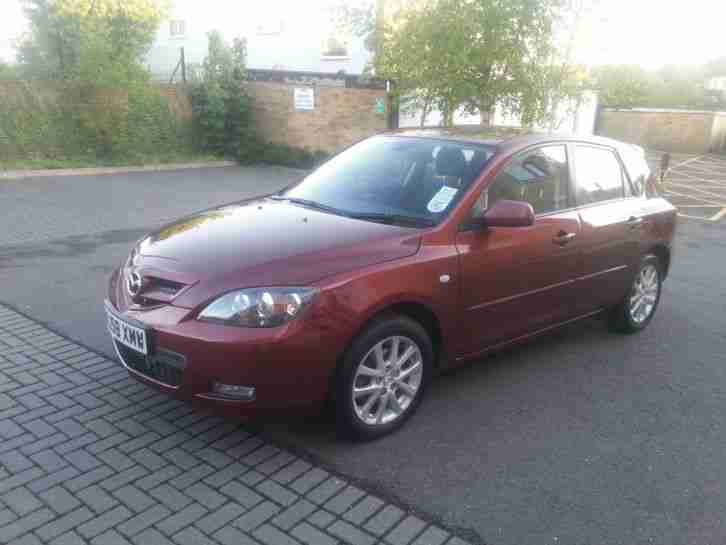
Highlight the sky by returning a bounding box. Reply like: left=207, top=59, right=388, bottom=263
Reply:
left=1, top=0, right=725, bottom=69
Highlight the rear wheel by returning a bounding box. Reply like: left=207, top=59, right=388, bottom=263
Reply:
left=335, top=315, right=433, bottom=441
left=609, top=254, right=662, bottom=333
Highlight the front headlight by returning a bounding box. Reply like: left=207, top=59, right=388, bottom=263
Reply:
left=198, top=287, right=318, bottom=328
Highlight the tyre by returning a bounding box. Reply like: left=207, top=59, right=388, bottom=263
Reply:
left=335, top=315, right=433, bottom=441
left=609, top=254, right=662, bottom=334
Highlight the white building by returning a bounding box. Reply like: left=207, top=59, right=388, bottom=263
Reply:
left=145, top=0, right=373, bottom=80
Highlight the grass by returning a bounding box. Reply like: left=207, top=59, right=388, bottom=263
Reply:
left=1, top=151, right=225, bottom=171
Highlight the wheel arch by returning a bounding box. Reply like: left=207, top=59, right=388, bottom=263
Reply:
left=327, top=299, right=445, bottom=403
left=648, top=243, right=671, bottom=279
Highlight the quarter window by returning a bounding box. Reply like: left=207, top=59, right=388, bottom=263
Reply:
left=485, top=145, right=570, bottom=215
left=574, top=145, right=624, bottom=204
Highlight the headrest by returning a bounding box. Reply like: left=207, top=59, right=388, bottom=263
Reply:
left=435, top=147, right=466, bottom=178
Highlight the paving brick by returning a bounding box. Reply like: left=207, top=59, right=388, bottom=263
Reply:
left=328, top=520, right=377, bottom=545
left=0, top=418, right=25, bottom=439
left=184, top=481, right=227, bottom=509
left=364, top=505, right=405, bottom=537
left=48, top=530, right=86, bottom=545
left=77, top=505, right=134, bottom=539
left=240, top=470, right=267, bottom=487
left=257, top=452, right=296, bottom=476
left=100, top=465, right=149, bottom=491
left=129, top=448, right=166, bottom=471
left=254, top=523, right=303, bottom=545
left=325, top=486, right=365, bottom=515
left=116, top=504, right=171, bottom=537
left=31, top=449, right=68, bottom=472
left=272, top=460, right=312, bottom=485
left=54, top=432, right=99, bottom=455
left=1, top=486, right=42, bottom=516
left=256, top=479, right=299, bottom=507
left=235, top=501, right=281, bottom=532
left=0, top=449, right=33, bottom=472
left=291, top=522, right=338, bottom=545
left=213, top=525, right=262, bottom=545
left=131, top=527, right=176, bottom=545
left=64, top=465, right=115, bottom=493
left=193, top=447, right=234, bottom=469
left=411, top=526, right=449, bottom=545
left=90, top=529, right=134, bottom=545
left=272, top=499, right=317, bottom=531
left=135, top=465, right=181, bottom=491
left=39, top=486, right=81, bottom=514
left=98, top=448, right=135, bottom=471
left=76, top=485, right=119, bottom=514
left=168, top=463, right=215, bottom=490
left=64, top=448, right=102, bottom=471
left=173, top=525, right=218, bottom=545
left=290, top=468, right=329, bottom=495
left=156, top=502, right=208, bottom=536
left=35, top=506, right=95, bottom=541
left=0, top=508, right=17, bottom=526
left=384, top=516, right=427, bottom=545
left=343, top=496, right=384, bottom=525
left=221, top=480, right=264, bottom=509
left=195, top=502, right=247, bottom=534
left=308, top=510, right=336, bottom=529
left=0, top=508, right=58, bottom=542
left=27, top=466, right=81, bottom=493
left=148, top=483, right=193, bottom=511
left=306, top=477, right=347, bottom=505
left=113, top=485, right=156, bottom=512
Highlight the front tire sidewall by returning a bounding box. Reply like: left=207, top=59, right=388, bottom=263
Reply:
left=336, top=316, right=433, bottom=441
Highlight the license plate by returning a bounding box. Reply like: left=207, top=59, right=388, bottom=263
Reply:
left=106, top=306, right=148, bottom=355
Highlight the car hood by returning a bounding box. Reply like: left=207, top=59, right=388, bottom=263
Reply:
left=133, top=199, right=422, bottom=308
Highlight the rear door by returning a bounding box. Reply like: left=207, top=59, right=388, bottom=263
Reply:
left=455, top=144, right=583, bottom=356
left=571, top=143, right=643, bottom=310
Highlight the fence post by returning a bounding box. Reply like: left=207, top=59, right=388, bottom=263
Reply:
left=181, top=47, right=186, bottom=84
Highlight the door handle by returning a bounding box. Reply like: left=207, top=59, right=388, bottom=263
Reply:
left=552, top=231, right=577, bottom=246
left=627, top=216, right=644, bottom=229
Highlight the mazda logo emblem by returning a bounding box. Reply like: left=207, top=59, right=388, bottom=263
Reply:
left=127, top=271, right=143, bottom=297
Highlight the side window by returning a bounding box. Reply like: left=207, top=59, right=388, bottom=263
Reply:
left=573, top=145, right=625, bottom=205
left=486, top=145, right=569, bottom=215
left=619, top=147, right=650, bottom=197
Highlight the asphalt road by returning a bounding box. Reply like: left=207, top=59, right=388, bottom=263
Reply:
left=2, top=166, right=726, bottom=545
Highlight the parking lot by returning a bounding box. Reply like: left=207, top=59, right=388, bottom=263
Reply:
left=1, top=160, right=726, bottom=545
left=649, top=152, right=726, bottom=222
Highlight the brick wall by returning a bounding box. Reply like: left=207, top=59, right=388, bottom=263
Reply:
left=597, top=108, right=726, bottom=154
left=247, top=81, right=389, bottom=153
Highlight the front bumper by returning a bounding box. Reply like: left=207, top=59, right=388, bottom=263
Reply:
left=104, top=294, right=341, bottom=419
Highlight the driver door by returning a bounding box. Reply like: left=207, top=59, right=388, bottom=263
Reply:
left=454, top=144, right=584, bottom=357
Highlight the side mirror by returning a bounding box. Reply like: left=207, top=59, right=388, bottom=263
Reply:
left=476, top=199, right=535, bottom=228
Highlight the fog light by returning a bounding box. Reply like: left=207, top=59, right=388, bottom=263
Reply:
left=211, top=381, right=255, bottom=400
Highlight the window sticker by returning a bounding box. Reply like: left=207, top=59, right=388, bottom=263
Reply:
left=427, top=186, right=459, bottom=213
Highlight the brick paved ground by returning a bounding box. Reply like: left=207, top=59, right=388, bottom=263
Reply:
left=0, top=305, right=471, bottom=545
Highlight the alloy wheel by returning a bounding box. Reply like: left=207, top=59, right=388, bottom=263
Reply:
left=352, top=335, right=423, bottom=426
left=629, top=264, right=659, bottom=324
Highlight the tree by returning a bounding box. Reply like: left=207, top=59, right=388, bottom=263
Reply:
left=17, top=0, right=167, bottom=84
left=592, top=65, right=652, bottom=108
left=191, top=31, right=256, bottom=161
left=376, top=0, right=566, bottom=127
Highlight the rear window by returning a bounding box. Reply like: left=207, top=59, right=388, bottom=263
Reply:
left=619, top=146, right=651, bottom=197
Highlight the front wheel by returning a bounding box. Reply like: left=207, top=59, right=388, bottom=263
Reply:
left=609, top=254, right=662, bottom=334
left=335, top=316, right=433, bottom=441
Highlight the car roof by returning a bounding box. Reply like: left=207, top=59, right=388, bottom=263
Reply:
left=387, top=129, right=637, bottom=156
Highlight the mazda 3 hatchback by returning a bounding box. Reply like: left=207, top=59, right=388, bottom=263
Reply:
left=106, top=132, right=677, bottom=440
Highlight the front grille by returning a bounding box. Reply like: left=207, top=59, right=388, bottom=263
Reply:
left=125, top=271, right=186, bottom=307
left=115, top=342, right=186, bottom=387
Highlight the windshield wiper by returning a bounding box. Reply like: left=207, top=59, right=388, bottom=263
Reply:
left=348, top=212, right=436, bottom=227
left=268, top=196, right=348, bottom=216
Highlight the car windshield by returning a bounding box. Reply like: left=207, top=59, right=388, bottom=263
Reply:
left=280, top=136, right=496, bottom=227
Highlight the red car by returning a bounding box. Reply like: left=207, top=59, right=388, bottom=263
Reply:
left=106, top=132, right=676, bottom=440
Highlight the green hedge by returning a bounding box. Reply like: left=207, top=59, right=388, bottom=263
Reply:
left=0, top=81, right=198, bottom=169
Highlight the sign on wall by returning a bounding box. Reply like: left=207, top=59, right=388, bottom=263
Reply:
left=374, top=97, right=386, bottom=114
left=294, top=87, right=315, bottom=111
